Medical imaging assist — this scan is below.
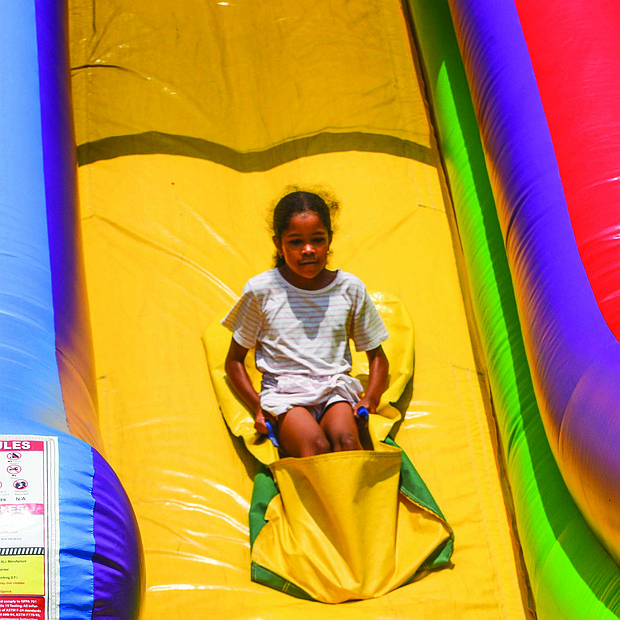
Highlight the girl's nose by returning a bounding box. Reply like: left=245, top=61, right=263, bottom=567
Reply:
left=302, top=243, right=314, bottom=254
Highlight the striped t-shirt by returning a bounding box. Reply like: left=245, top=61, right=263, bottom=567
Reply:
left=222, top=269, right=389, bottom=377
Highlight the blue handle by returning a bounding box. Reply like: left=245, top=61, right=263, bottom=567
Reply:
left=357, top=406, right=369, bottom=423
left=265, top=419, right=280, bottom=447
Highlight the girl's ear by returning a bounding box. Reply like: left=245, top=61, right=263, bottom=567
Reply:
left=272, top=235, right=283, bottom=256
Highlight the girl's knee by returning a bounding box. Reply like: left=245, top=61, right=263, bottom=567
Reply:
left=301, top=435, right=331, bottom=457
left=332, top=431, right=362, bottom=452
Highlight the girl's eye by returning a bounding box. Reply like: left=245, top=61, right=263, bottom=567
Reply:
left=286, top=237, right=326, bottom=246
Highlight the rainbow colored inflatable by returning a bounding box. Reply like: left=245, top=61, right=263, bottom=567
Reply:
left=2, top=0, right=620, bottom=617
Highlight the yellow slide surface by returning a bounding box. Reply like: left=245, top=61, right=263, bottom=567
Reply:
left=70, top=0, right=533, bottom=617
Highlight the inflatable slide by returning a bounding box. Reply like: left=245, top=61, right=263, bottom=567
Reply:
left=2, top=0, right=620, bottom=617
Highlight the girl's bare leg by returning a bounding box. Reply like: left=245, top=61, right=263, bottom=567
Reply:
left=277, top=406, right=331, bottom=457
left=320, top=401, right=363, bottom=452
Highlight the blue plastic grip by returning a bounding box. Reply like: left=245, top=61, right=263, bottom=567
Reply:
left=265, top=419, right=280, bottom=447
left=357, top=406, right=369, bottom=423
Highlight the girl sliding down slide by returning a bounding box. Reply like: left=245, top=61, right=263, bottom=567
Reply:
left=223, top=190, right=389, bottom=457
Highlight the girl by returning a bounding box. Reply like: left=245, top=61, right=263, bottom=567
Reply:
left=222, top=190, right=389, bottom=458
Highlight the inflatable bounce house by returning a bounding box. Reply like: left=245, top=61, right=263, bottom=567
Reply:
left=3, top=0, right=620, bottom=617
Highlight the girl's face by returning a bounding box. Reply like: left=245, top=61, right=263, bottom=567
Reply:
left=273, top=211, right=332, bottom=289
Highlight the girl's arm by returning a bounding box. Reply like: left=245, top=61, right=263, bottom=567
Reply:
left=355, top=345, right=389, bottom=416
left=224, top=338, right=272, bottom=435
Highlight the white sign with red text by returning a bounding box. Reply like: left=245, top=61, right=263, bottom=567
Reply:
left=0, top=437, right=59, bottom=620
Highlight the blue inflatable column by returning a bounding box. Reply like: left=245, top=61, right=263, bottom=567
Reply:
left=0, top=0, right=144, bottom=617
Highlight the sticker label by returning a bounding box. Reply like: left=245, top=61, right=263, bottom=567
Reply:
left=0, top=438, right=59, bottom=619
left=0, top=596, right=45, bottom=619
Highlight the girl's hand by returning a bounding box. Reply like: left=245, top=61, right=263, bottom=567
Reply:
left=354, top=397, right=376, bottom=428
left=254, top=408, right=276, bottom=436
left=355, top=395, right=378, bottom=416
left=355, top=345, right=388, bottom=428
